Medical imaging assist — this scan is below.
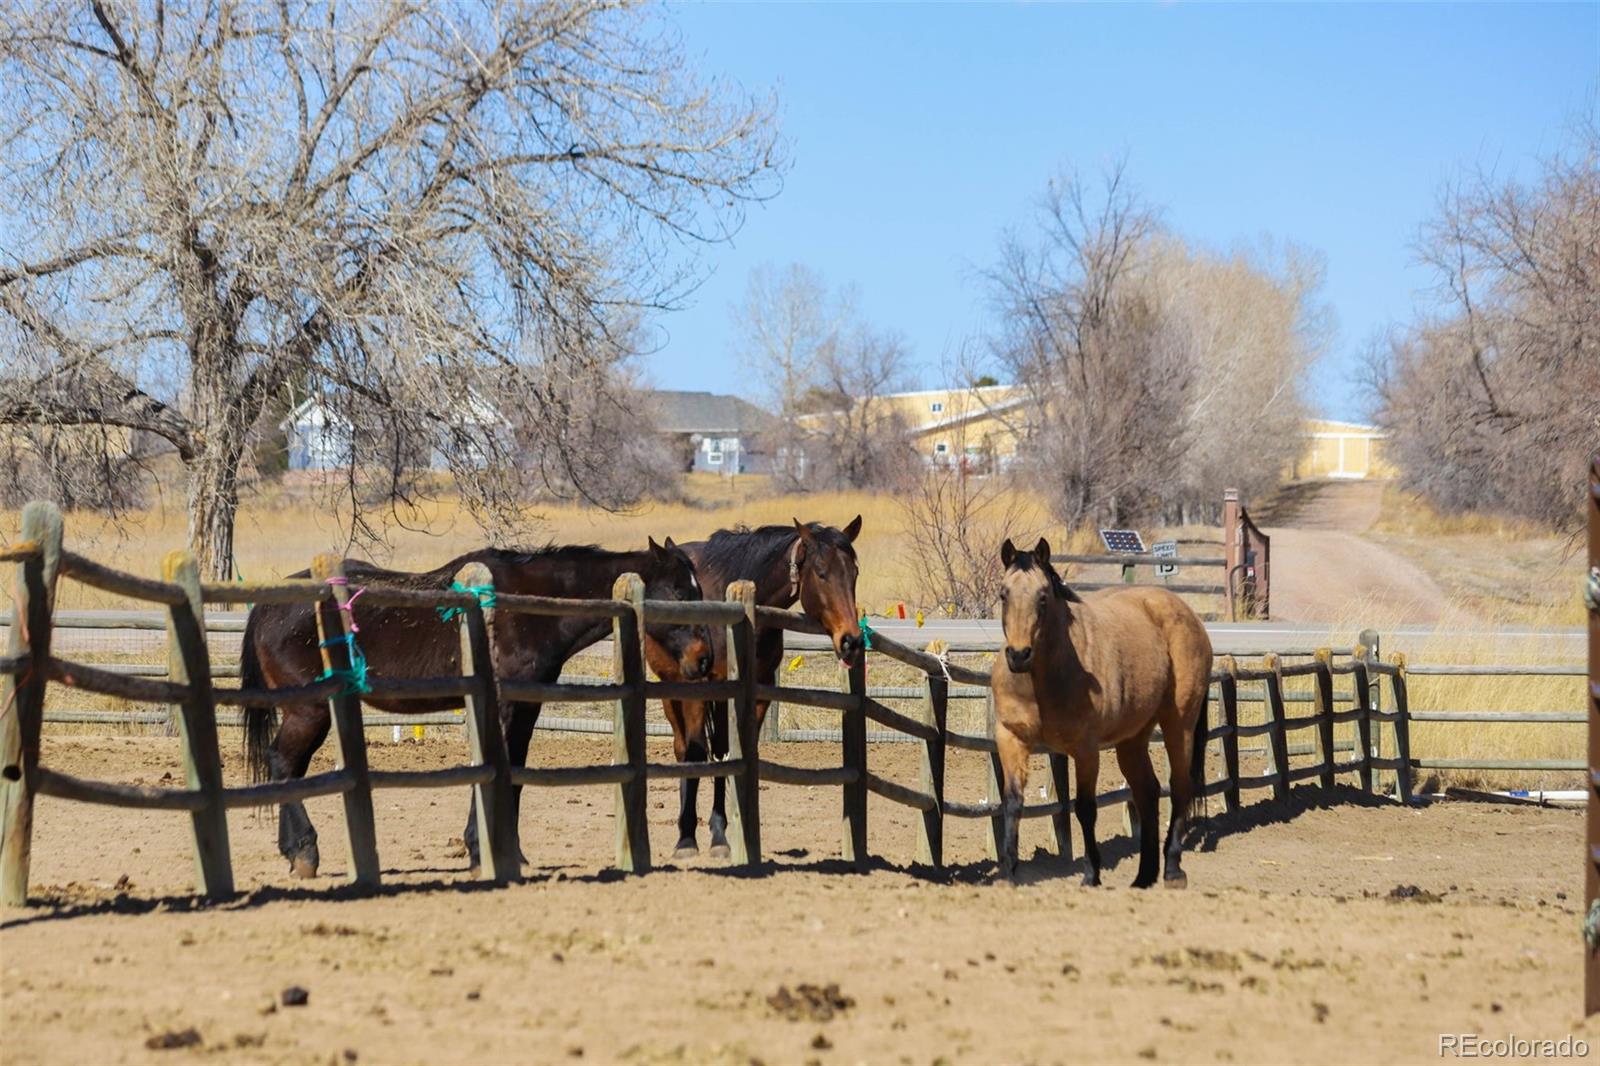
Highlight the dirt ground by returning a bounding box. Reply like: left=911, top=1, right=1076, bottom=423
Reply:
left=1, top=734, right=1590, bottom=1065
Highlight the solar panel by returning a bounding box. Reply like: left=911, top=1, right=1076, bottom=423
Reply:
left=1098, top=529, right=1146, bottom=555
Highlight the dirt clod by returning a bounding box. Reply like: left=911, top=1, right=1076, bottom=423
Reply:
left=767, top=983, right=854, bottom=1022
left=144, top=1028, right=201, bottom=1050
left=1387, top=884, right=1443, bottom=904
left=281, top=985, right=310, bottom=1007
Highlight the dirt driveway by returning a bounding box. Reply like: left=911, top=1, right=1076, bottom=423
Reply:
left=1, top=735, right=1588, bottom=1065
left=1256, top=481, right=1467, bottom=625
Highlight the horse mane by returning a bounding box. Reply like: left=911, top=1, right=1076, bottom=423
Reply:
left=338, top=544, right=643, bottom=587
left=699, top=522, right=857, bottom=575
left=1009, top=551, right=1082, bottom=603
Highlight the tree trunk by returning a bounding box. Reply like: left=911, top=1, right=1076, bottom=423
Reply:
left=187, top=442, right=242, bottom=581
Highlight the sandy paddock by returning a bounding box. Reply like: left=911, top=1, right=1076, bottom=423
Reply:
left=0, top=733, right=1589, bottom=1065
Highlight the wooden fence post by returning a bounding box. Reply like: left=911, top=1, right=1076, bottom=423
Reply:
left=1584, top=447, right=1599, bottom=1016
left=983, top=690, right=1005, bottom=861
left=725, top=580, right=761, bottom=867
left=916, top=667, right=947, bottom=868
left=163, top=550, right=234, bottom=898
left=1359, top=627, right=1385, bottom=793
left=1265, top=654, right=1290, bottom=801
left=611, top=574, right=650, bottom=873
left=1390, top=653, right=1414, bottom=805
left=455, top=563, right=519, bottom=884
left=1219, top=659, right=1241, bottom=812
left=311, top=553, right=381, bottom=888
left=1352, top=640, right=1375, bottom=795
left=1314, top=648, right=1336, bottom=790
left=1, top=501, right=63, bottom=907
left=1223, top=489, right=1240, bottom=620
left=841, top=653, right=868, bottom=870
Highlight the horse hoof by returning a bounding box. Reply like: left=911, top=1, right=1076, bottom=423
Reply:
left=708, top=843, right=732, bottom=860
left=1163, top=873, right=1189, bottom=890
left=1081, top=874, right=1101, bottom=888
left=289, top=857, right=318, bottom=879
left=1131, top=877, right=1156, bottom=890
left=672, top=845, right=700, bottom=861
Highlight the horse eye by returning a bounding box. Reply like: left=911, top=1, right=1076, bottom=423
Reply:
left=1036, top=592, right=1048, bottom=609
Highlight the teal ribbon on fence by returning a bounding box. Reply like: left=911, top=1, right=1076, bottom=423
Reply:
left=317, top=632, right=371, bottom=696
left=437, top=582, right=497, bottom=623
left=858, top=613, right=875, bottom=651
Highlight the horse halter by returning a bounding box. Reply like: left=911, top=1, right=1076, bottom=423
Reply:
left=788, top=537, right=804, bottom=599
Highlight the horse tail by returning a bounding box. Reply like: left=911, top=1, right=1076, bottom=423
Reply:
left=240, top=614, right=276, bottom=786
left=1189, top=687, right=1209, bottom=820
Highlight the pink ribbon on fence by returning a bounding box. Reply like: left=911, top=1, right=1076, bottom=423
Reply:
left=324, top=575, right=366, bottom=632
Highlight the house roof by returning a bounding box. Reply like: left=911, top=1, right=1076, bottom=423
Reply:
left=645, top=390, right=775, bottom=435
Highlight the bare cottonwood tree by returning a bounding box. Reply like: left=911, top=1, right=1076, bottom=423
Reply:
left=799, top=325, right=918, bottom=490
left=731, top=263, right=845, bottom=488
left=0, top=0, right=782, bottom=576
left=1373, top=117, right=1600, bottom=531
left=987, top=163, right=1194, bottom=528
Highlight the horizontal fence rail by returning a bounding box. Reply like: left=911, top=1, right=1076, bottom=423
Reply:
left=0, top=500, right=1588, bottom=907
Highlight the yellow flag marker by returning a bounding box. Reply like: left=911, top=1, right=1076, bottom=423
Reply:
left=788, top=654, right=805, bottom=672
left=413, top=724, right=425, bottom=741
left=915, top=608, right=925, bottom=628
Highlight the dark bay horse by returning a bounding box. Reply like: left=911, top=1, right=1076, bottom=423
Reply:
left=648, top=518, right=865, bottom=858
left=991, top=538, right=1211, bottom=888
left=241, top=540, right=712, bottom=876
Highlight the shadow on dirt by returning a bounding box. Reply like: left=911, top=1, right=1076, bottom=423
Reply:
left=2, top=784, right=1404, bottom=928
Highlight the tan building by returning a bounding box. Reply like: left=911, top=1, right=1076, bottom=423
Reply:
left=882, top=385, right=1028, bottom=468
left=1292, top=419, right=1395, bottom=480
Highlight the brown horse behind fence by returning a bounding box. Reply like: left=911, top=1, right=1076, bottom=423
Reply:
left=650, top=518, right=864, bottom=858
left=241, top=540, right=712, bottom=876
left=991, top=538, right=1211, bottom=888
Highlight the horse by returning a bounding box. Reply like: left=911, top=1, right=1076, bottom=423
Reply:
left=647, top=517, right=865, bottom=859
left=990, top=537, right=1211, bottom=888
left=240, top=539, right=713, bottom=877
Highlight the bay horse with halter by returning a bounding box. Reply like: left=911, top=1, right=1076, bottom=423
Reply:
left=240, top=540, right=712, bottom=876
left=648, top=518, right=865, bottom=858
left=991, top=538, right=1211, bottom=888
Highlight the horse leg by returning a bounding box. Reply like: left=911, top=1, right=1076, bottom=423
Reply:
left=1115, top=739, right=1161, bottom=890
left=1161, top=713, right=1197, bottom=889
left=464, top=700, right=538, bottom=870
left=663, top=699, right=707, bottom=859
left=1073, top=747, right=1102, bottom=887
left=707, top=699, right=733, bottom=859
left=271, top=704, right=330, bottom=878
left=995, top=724, right=1030, bottom=882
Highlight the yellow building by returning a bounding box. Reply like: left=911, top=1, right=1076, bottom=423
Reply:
left=1292, top=419, right=1395, bottom=480
left=883, top=385, right=1028, bottom=468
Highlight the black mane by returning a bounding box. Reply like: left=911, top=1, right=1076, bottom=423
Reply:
left=699, top=522, right=856, bottom=575
left=1009, top=550, right=1082, bottom=603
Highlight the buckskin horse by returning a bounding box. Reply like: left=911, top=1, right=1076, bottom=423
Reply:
left=991, top=538, right=1211, bottom=888
left=241, top=540, right=712, bottom=876
left=649, top=518, right=865, bottom=858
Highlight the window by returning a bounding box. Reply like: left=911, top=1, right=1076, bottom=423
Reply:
left=934, top=442, right=948, bottom=455
left=929, top=401, right=944, bottom=414
left=706, top=449, right=722, bottom=465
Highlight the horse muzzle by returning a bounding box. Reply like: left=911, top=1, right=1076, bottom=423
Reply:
left=1004, top=645, right=1034, bottom=673
left=836, top=632, right=864, bottom=667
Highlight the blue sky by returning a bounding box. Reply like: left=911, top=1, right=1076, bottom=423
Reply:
left=649, top=2, right=1597, bottom=421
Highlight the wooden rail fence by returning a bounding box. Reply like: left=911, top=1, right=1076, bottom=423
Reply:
left=0, top=499, right=1577, bottom=907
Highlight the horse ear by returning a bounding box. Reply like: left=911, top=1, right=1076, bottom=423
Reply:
left=793, top=519, right=816, bottom=545
left=647, top=536, right=664, bottom=558
left=1000, top=538, right=1017, bottom=568
left=842, top=514, right=863, bottom=543
left=663, top=536, right=677, bottom=551
left=1032, top=538, right=1052, bottom=568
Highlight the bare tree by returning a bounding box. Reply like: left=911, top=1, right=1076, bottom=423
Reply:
left=0, top=0, right=782, bottom=575
left=1374, top=116, right=1600, bottom=531
left=731, top=263, right=844, bottom=488
left=798, top=324, right=918, bottom=490
left=986, top=163, right=1194, bottom=528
